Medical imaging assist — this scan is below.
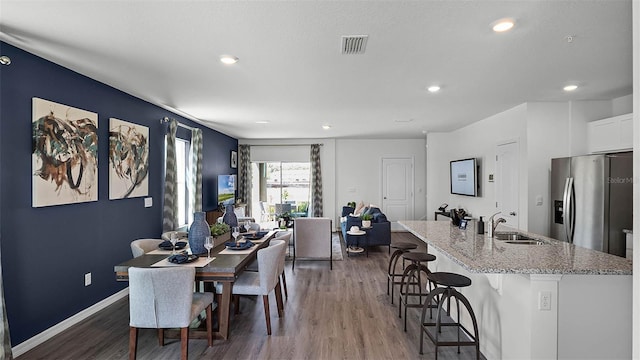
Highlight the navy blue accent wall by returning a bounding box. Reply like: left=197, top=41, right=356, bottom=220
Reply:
left=0, top=42, right=237, bottom=345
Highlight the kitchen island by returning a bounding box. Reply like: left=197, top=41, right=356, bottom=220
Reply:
left=399, top=220, right=633, bottom=360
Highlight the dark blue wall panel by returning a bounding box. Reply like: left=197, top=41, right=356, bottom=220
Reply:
left=0, top=42, right=237, bottom=345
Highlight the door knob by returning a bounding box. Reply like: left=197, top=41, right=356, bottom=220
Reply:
left=509, top=211, right=517, bottom=216
left=384, top=197, right=387, bottom=199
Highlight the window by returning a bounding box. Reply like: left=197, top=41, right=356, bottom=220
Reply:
left=251, top=161, right=310, bottom=223
left=175, top=138, right=191, bottom=227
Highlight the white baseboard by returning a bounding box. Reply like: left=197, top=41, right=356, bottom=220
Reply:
left=12, top=288, right=129, bottom=358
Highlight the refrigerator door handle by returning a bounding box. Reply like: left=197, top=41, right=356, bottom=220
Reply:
left=562, top=178, right=571, bottom=242
left=567, top=177, right=576, bottom=244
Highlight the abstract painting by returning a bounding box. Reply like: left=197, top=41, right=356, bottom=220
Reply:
left=32, top=98, right=98, bottom=207
left=109, top=118, right=149, bottom=199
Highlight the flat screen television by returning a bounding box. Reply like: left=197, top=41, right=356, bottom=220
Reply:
left=218, top=174, right=236, bottom=205
left=450, top=158, right=478, bottom=197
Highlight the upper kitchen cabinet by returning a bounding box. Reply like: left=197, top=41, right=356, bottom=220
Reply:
left=587, top=113, right=633, bottom=153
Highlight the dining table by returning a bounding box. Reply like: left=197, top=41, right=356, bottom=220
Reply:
left=114, top=230, right=277, bottom=340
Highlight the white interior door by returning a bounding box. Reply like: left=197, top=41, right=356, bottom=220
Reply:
left=382, top=157, right=414, bottom=224
left=495, top=141, right=519, bottom=227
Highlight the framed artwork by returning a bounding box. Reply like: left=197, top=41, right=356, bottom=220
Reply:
left=32, top=98, right=98, bottom=207
left=231, top=150, right=238, bottom=169
left=109, top=118, right=149, bottom=199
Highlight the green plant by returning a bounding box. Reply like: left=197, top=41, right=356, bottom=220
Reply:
left=282, top=189, right=290, bottom=201
left=210, top=222, right=230, bottom=237
left=361, top=213, right=373, bottom=221
left=347, top=201, right=356, bottom=208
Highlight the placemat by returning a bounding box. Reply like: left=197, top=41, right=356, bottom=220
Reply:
left=218, top=246, right=257, bottom=255
left=151, top=256, right=216, bottom=267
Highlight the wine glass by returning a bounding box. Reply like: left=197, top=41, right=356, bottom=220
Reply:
left=244, top=220, right=251, bottom=233
left=232, top=226, right=240, bottom=244
left=170, top=232, right=178, bottom=254
left=204, top=236, right=214, bottom=259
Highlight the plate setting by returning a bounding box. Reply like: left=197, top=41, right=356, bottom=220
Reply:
left=224, top=240, right=254, bottom=250
left=167, top=253, right=198, bottom=264
left=159, top=241, right=187, bottom=250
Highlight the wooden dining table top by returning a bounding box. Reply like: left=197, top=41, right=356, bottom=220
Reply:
left=114, top=230, right=277, bottom=281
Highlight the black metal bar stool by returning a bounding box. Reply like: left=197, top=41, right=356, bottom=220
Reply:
left=398, top=252, right=436, bottom=331
left=419, top=272, right=479, bottom=360
left=387, top=242, right=418, bottom=304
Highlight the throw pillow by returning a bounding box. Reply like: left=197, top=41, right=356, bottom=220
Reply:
left=373, top=212, right=387, bottom=223
left=342, top=206, right=355, bottom=217
left=355, top=201, right=365, bottom=215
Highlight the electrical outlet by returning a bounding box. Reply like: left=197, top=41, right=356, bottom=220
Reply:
left=84, top=272, right=92, bottom=287
left=538, top=291, right=551, bottom=310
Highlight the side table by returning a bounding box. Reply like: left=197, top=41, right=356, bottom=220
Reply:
left=346, top=229, right=368, bottom=257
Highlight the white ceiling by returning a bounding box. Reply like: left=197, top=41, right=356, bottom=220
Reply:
left=0, top=0, right=632, bottom=140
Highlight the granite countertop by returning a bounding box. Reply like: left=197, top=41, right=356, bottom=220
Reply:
left=399, top=220, right=633, bottom=275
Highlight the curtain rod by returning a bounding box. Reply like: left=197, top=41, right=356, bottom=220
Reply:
left=160, top=117, right=196, bottom=131
left=243, top=144, right=323, bottom=147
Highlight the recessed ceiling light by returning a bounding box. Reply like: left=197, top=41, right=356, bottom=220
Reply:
left=219, top=55, right=239, bottom=65
left=322, top=125, right=331, bottom=130
left=492, top=18, right=515, bottom=32
left=563, top=84, right=578, bottom=92
left=427, top=85, right=441, bottom=93
left=256, top=120, right=269, bottom=124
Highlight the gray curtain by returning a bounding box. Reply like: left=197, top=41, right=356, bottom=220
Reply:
left=310, top=144, right=323, bottom=217
left=189, top=128, right=203, bottom=213
left=238, top=145, right=251, bottom=216
left=162, top=120, right=179, bottom=232
left=0, top=244, right=13, bottom=360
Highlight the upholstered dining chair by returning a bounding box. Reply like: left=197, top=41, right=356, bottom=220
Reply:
left=130, top=239, right=163, bottom=258
left=245, top=233, right=291, bottom=299
left=128, top=267, right=215, bottom=360
left=292, top=217, right=333, bottom=270
left=216, top=240, right=286, bottom=335
left=160, top=231, right=188, bottom=241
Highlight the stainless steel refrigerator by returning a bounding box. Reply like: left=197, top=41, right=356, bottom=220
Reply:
left=550, top=152, right=632, bottom=257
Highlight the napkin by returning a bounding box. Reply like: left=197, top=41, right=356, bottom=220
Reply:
left=159, top=241, right=187, bottom=250
left=224, top=240, right=254, bottom=249
left=168, top=253, right=197, bottom=264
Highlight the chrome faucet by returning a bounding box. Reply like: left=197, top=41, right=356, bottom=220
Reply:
left=487, top=212, right=506, bottom=237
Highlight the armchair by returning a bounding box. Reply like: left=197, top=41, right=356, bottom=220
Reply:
left=341, top=206, right=391, bottom=253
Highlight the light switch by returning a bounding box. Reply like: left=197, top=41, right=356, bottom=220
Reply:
left=535, top=195, right=543, bottom=206
left=144, top=197, right=153, bottom=208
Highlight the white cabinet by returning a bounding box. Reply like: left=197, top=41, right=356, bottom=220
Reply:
left=587, top=113, right=633, bottom=153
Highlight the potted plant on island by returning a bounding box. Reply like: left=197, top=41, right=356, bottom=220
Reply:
left=277, top=211, right=292, bottom=229
left=361, top=213, right=373, bottom=228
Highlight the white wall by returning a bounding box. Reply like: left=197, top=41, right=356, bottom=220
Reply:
left=241, top=138, right=427, bottom=230
left=427, top=104, right=528, bottom=228
left=612, top=94, right=633, bottom=116
left=526, top=102, right=570, bottom=235
left=569, top=100, right=613, bottom=156
left=240, top=138, right=337, bottom=225
left=335, top=139, right=426, bottom=227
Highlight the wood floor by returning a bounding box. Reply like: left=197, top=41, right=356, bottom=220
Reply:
left=20, top=232, right=484, bottom=360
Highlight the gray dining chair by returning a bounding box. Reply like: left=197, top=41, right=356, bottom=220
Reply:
left=216, top=240, right=286, bottom=335
left=130, top=239, right=163, bottom=258
left=128, top=267, right=215, bottom=360
left=245, top=233, right=291, bottom=299
left=160, top=231, right=188, bottom=241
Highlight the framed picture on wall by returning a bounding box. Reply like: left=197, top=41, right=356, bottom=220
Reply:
left=230, top=150, right=238, bottom=169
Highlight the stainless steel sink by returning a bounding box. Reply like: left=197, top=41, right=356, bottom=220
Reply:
left=494, top=232, right=549, bottom=245
left=493, top=231, right=534, bottom=241
left=504, top=240, right=546, bottom=245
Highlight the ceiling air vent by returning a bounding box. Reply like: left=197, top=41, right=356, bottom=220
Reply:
left=341, top=35, right=368, bottom=55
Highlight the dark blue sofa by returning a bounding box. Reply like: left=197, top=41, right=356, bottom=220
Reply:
left=340, top=205, right=391, bottom=253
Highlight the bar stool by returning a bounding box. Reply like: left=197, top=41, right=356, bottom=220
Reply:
left=398, top=252, right=436, bottom=331
left=387, top=242, right=418, bottom=304
left=419, top=272, right=479, bottom=360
